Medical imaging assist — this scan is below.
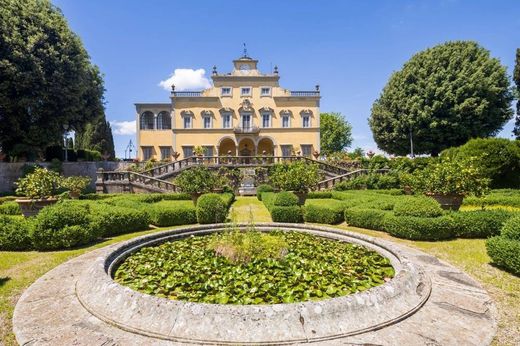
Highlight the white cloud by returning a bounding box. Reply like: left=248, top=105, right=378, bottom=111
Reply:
left=158, top=68, right=212, bottom=91
left=111, top=120, right=136, bottom=135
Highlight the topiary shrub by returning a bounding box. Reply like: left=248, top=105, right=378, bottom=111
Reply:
left=307, top=191, right=333, bottom=199
left=303, top=204, right=344, bottom=224
left=149, top=203, right=196, bottom=227
left=90, top=205, right=150, bottom=236
left=256, top=184, right=274, bottom=201
left=273, top=191, right=299, bottom=206
left=0, top=201, right=22, bottom=215
left=344, top=208, right=388, bottom=231
left=382, top=214, right=455, bottom=240
left=270, top=205, right=303, bottom=223
left=501, top=215, right=520, bottom=241
left=450, top=210, right=515, bottom=238
left=486, top=236, right=520, bottom=275
left=196, top=193, right=228, bottom=224
left=160, top=193, right=192, bottom=201
left=0, top=215, right=33, bottom=250
left=261, top=192, right=276, bottom=211
left=220, top=193, right=235, bottom=208
left=31, top=203, right=99, bottom=250
left=393, top=196, right=444, bottom=218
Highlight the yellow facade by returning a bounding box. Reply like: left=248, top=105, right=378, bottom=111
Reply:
left=136, top=55, right=320, bottom=161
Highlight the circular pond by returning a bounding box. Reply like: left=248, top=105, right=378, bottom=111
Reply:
left=76, top=223, right=431, bottom=344
left=114, top=230, right=395, bottom=305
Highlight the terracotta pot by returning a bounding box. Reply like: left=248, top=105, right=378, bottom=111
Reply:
left=293, top=191, right=308, bottom=206
left=15, top=198, right=58, bottom=217
left=427, top=193, right=464, bottom=211
left=191, top=192, right=202, bottom=205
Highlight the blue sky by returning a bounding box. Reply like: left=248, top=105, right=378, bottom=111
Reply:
left=51, top=0, right=520, bottom=158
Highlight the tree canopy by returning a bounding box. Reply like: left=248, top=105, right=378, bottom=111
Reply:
left=0, top=0, right=105, bottom=159
left=75, top=116, right=115, bottom=159
left=319, top=112, right=353, bottom=155
left=513, top=48, right=520, bottom=140
left=369, top=41, right=514, bottom=156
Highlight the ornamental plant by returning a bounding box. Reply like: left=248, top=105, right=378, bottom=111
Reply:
left=15, top=167, right=62, bottom=199
left=61, top=176, right=91, bottom=196
left=269, top=160, right=319, bottom=193
left=409, top=157, right=489, bottom=197
left=175, top=166, right=218, bottom=194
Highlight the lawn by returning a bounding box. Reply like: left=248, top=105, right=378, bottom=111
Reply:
left=1, top=195, right=519, bottom=345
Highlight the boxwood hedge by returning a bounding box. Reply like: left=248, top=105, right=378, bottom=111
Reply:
left=270, top=205, right=303, bottom=223
left=344, top=208, right=389, bottom=231
left=303, top=203, right=344, bottom=224
left=0, top=201, right=22, bottom=215
left=501, top=215, right=520, bottom=241
left=273, top=191, right=299, bottom=206
left=256, top=184, right=274, bottom=200
left=196, top=193, right=228, bottom=224
left=486, top=236, right=520, bottom=275
left=149, top=202, right=196, bottom=227
left=0, top=215, right=33, bottom=250
left=382, top=214, right=455, bottom=240
left=450, top=210, right=515, bottom=238
left=393, top=196, right=443, bottom=218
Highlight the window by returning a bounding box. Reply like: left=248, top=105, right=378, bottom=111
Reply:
left=203, top=116, right=212, bottom=129
left=203, top=146, right=213, bottom=157
left=241, top=87, right=251, bottom=96
left=182, top=146, right=194, bottom=158
left=183, top=116, right=192, bottom=129
left=157, top=111, right=171, bottom=130
left=142, top=147, right=153, bottom=160
left=241, top=114, right=251, bottom=129
left=302, top=115, right=310, bottom=128
left=260, top=87, right=271, bottom=96
left=301, top=145, right=312, bottom=157
left=281, top=145, right=293, bottom=157
left=160, top=146, right=171, bottom=160
left=262, top=113, right=271, bottom=128
left=140, top=112, right=154, bottom=130
left=221, top=87, right=232, bottom=96
left=282, top=115, right=290, bottom=128
left=222, top=113, right=232, bottom=128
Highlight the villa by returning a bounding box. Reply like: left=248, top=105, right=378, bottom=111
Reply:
left=135, top=53, right=321, bottom=161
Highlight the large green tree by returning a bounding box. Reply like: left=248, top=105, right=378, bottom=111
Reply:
left=513, top=48, right=520, bottom=140
left=320, top=112, right=353, bottom=155
left=369, top=41, right=513, bottom=156
left=0, top=0, right=105, bottom=159
left=75, top=116, right=115, bottom=159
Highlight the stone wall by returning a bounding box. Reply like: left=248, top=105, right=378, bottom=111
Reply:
left=0, top=161, right=132, bottom=193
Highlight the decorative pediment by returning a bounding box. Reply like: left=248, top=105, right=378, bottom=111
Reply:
left=180, top=110, right=194, bottom=117
left=219, top=107, right=234, bottom=113
left=239, top=99, right=253, bottom=112
left=279, top=109, right=292, bottom=115
left=201, top=110, right=214, bottom=117
left=300, top=109, right=313, bottom=115
left=259, top=106, right=274, bottom=113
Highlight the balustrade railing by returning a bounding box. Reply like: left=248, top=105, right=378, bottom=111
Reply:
left=173, top=91, right=202, bottom=97
left=316, top=169, right=390, bottom=190
left=290, top=91, right=320, bottom=97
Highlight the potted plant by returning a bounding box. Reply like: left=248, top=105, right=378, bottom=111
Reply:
left=269, top=160, right=319, bottom=205
left=61, top=176, right=91, bottom=199
left=175, top=166, right=218, bottom=204
left=410, top=157, right=489, bottom=210
left=15, top=167, right=63, bottom=217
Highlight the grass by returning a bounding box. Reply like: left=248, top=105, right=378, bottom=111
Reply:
left=1, top=195, right=519, bottom=345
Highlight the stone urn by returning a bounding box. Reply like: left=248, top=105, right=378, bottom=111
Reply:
left=15, top=198, right=58, bottom=217
left=427, top=193, right=464, bottom=211
left=191, top=192, right=202, bottom=205
left=293, top=191, right=308, bottom=206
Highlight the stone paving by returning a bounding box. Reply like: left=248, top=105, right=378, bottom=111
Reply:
left=13, top=224, right=497, bottom=345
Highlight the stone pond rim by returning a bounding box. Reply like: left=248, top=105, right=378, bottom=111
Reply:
left=74, top=223, right=431, bottom=344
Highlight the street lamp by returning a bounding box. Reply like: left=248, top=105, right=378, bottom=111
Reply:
left=63, top=124, right=69, bottom=162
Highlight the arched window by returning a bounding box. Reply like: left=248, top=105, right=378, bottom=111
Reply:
left=157, top=111, right=171, bottom=130
left=140, top=111, right=155, bottom=130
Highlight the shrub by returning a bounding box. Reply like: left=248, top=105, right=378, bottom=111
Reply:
left=175, top=166, right=219, bottom=194
left=273, top=191, right=299, bottom=206
left=344, top=208, right=388, bottom=231
left=0, top=201, right=21, bottom=215
left=90, top=205, right=150, bottom=236
left=196, top=193, right=228, bottom=224
left=269, top=160, right=319, bottom=193
left=304, top=203, right=344, bottom=224
left=501, top=216, right=520, bottom=241
left=160, top=193, right=192, bottom=201
left=61, top=176, right=91, bottom=196
left=448, top=138, right=520, bottom=189
left=220, top=193, right=235, bottom=208
left=393, top=196, right=444, bottom=218
left=307, top=191, right=332, bottom=199
left=450, top=210, right=515, bottom=238
left=256, top=184, right=274, bottom=200
left=31, top=203, right=99, bottom=250
left=486, top=236, right=520, bottom=275
left=261, top=192, right=276, bottom=211
left=15, top=166, right=62, bottom=199
left=149, top=202, right=196, bottom=227
left=0, top=215, right=33, bottom=250
left=382, top=214, right=455, bottom=240
left=270, top=206, right=303, bottom=223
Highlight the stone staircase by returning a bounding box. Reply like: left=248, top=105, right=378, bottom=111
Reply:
left=96, top=156, right=388, bottom=194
